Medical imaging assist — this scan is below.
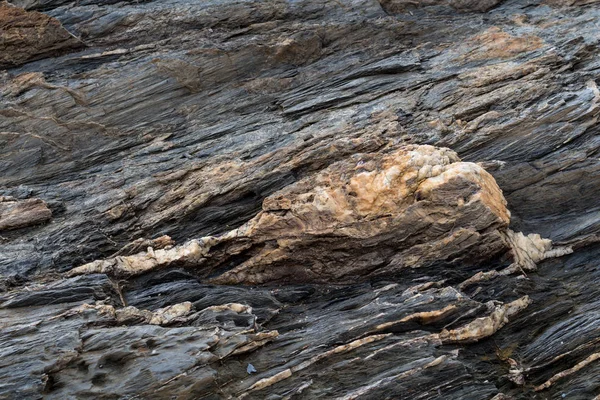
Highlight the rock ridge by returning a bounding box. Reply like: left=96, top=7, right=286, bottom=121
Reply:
left=68, top=144, right=569, bottom=286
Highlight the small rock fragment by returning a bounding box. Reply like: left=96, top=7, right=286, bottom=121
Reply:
left=247, top=363, right=257, bottom=374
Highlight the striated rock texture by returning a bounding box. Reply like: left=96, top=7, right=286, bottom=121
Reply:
left=0, top=196, right=52, bottom=231
left=212, top=145, right=512, bottom=284
left=69, top=145, right=517, bottom=284
left=1, top=0, right=600, bottom=399
left=0, top=1, right=82, bottom=67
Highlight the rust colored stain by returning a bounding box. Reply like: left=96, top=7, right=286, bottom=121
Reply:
left=0, top=1, right=83, bottom=67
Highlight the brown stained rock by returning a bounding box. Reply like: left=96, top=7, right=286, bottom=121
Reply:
left=379, top=0, right=503, bottom=13
left=0, top=1, right=82, bottom=68
left=0, top=196, right=52, bottom=231
left=1, top=0, right=600, bottom=398
left=209, top=144, right=512, bottom=284
left=460, top=27, right=544, bottom=61
left=270, top=31, right=322, bottom=66
left=69, top=145, right=516, bottom=284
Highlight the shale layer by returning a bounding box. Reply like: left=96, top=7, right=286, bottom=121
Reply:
left=1, top=0, right=600, bottom=399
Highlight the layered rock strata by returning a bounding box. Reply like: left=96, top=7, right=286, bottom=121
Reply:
left=69, top=145, right=566, bottom=287
left=0, top=196, right=52, bottom=231
left=1, top=0, right=600, bottom=399
left=0, top=1, right=82, bottom=67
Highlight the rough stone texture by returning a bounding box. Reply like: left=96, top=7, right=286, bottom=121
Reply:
left=380, top=0, right=503, bottom=13
left=69, top=145, right=516, bottom=284
left=0, top=1, right=82, bottom=68
left=1, top=0, right=600, bottom=399
left=0, top=196, right=52, bottom=231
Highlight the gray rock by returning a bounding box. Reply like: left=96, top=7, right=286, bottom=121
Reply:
left=1, top=0, right=599, bottom=399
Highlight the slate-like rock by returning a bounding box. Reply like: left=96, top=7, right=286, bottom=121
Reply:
left=1, top=0, right=600, bottom=399
left=0, top=1, right=82, bottom=67
left=0, top=196, right=52, bottom=231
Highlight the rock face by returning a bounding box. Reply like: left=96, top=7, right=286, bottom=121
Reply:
left=70, top=145, right=515, bottom=284
left=380, top=0, right=503, bottom=13
left=214, top=145, right=511, bottom=284
left=0, top=196, right=52, bottom=231
left=0, top=1, right=82, bottom=67
left=1, top=0, right=600, bottom=399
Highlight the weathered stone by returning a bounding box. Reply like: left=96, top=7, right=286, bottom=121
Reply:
left=1, top=0, right=600, bottom=399
left=0, top=196, right=52, bottom=231
left=0, top=1, right=82, bottom=67
left=68, top=145, right=519, bottom=284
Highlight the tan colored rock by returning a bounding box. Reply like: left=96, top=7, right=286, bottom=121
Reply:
left=503, top=230, right=573, bottom=271
left=460, top=27, right=544, bottom=61
left=67, top=144, right=571, bottom=285
left=148, top=302, right=193, bottom=325
left=208, top=144, right=512, bottom=284
left=110, top=235, right=175, bottom=257
left=62, top=302, right=194, bottom=326
left=0, top=1, right=83, bottom=67
left=69, top=145, right=517, bottom=284
left=437, top=296, right=531, bottom=343
left=0, top=196, right=52, bottom=231
left=67, top=237, right=215, bottom=278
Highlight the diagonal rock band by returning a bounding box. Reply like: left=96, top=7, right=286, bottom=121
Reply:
left=68, top=144, right=571, bottom=285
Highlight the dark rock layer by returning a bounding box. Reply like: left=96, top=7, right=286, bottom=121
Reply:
left=1, top=0, right=599, bottom=399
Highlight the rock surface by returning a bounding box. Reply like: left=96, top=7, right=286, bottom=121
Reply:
left=1, top=0, right=600, bottom=399
left=0, top=1, right=82, bottom=67
left=69, top=145, right=516, bottom=284
left=0, top=196, right=52, bottom=231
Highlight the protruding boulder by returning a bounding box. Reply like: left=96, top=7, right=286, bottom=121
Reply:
left=209, top=144, right=512, bottom=284
left=69, top=145, right=517, bottom=284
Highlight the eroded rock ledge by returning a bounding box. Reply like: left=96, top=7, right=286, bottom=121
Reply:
left=68, top=145, right=568, bottom=285
left=2, top=0, right=599, bottom=398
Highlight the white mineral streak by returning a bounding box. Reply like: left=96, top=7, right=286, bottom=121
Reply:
left=534, top=352, right=600, bottom=392
left=67, top=238, right=216, bottom=277
left=54, top=301, right=194, bottom=326
left=240, top=334, right=391, bottom=398
left=503, top=230, right=573, bottom=271
left=240, top=295, right=532, bottom=397
left=436, top=296, right=532, bottom=343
